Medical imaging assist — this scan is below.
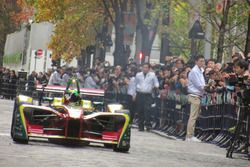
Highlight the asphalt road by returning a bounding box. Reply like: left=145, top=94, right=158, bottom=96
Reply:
left=0, top=99, right=249, bottom=167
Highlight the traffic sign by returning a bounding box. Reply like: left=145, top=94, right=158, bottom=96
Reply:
left=35, top=49, right=43, bottom=58
left=189, top=20, right=205, bottom=39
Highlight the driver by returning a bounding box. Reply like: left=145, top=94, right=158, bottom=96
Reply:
left=64, top=89, right=81, bottom=106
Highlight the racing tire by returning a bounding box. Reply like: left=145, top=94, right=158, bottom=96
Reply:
left=104, top=143, right=114, bottom=149
left=113, top=147, right=130, bottom=153
left=11, top=99, right=28, bottom=144
left=10, top=99, right=17, bottom=138
left=13, top=137, right=29, bottom=144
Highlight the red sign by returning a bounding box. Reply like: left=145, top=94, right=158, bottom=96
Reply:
left=35, top=49, right=43, bottom=58
left=139, top=52, right=143, bottom=60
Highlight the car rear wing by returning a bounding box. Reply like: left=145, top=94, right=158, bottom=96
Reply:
left=36, top=85, right=105, bottom=97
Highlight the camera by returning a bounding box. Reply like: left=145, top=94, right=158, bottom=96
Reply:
left=227, top=74, right=250, bottom=106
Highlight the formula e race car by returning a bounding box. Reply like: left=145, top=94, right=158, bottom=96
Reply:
left=10, top=78, right=130, bottom=152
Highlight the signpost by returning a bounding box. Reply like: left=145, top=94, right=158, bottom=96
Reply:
left=34, top=49, right=43, bottom=71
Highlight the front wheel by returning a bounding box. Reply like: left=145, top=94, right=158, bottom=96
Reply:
left=113, top=146, right=130, bottom=153
left=13, top=137, right=28, bottom=144
left=11, top=100, right=29, bottom=144
left=104, top=143, right=115, bottom=149
left=10, top=99, right=17, bottom=138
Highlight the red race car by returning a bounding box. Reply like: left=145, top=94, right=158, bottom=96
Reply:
left=11, top=78, right=130, bottom=152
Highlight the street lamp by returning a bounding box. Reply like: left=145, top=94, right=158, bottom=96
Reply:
left=188, top=20, right=205, bottom=60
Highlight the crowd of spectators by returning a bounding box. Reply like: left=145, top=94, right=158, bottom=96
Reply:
left=1, top=53, right=250, bottom=106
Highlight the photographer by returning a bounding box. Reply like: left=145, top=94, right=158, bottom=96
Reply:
left=229, top=59, right=249, bottom=104
left=106, top=66, right=124, bottom=94
left=84, top=69, right=100, bottom=89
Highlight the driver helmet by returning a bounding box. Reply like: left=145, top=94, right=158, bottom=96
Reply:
left=69, top=90, right=80, bottom=102
left=64, top=89, right=80, bottom=104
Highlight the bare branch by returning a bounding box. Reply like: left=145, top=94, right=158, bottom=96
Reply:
left=102, top=0, right=115, bottom=25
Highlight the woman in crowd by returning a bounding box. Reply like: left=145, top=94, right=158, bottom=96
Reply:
left=9, top=70, right=17, bottom=99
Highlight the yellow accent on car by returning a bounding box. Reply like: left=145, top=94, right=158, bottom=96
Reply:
left=118, top=114, right=130, bottom=146
left=107, top=104, right=123, bottom=113
left=18, top=95, right=33, bottom=104
left=19, top=105, right=27, bottom=135
left=81, top=100, right=93, bottom=111
left=53, top=98, right=63, bottom=106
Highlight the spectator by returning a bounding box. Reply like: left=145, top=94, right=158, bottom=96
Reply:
left=2, top=68, right=10, bottom=98
left=175, top=59, right=184, bottom=70
left=9, top=70, right=17, bottom=99
left=37, top=72, right=48, bottom=85
left=127, top=68, right=137, bottom=123
left=135, top=63, right=159, bottom=131
left=215, top=63, right=222, bottom=72
left=61, top=68, right=70, bottom=86
left=186, top=55, right=206, bottom=142
left=232, top=52, right=243, bottom=63
left=84, top=70, right=99, bottom=89
left=48, top=68, right=63, bottom=86
left=27, top=71, right=37, bottom=95
left=178, top=69, right=188, bottom=95
left=206, top=59, right=216, bottom=69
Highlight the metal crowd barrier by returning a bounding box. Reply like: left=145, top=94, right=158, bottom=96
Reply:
left=0, top=78, right=37, bottom=99
left=158, top=91, right=249, bottom=158
left=105, top=91, right=249, bottom=158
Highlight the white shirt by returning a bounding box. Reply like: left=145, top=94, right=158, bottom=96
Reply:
left=135, top=72, right=159, bottom=94
left=61, top=73, right=70, bottom=86
left=127, top=77, right=136, bottom=97
left=188, top=65, right=205, bottom=96
left=48, top=71, right=62, bottom=86
left=84, top=76, right=99, bottom=89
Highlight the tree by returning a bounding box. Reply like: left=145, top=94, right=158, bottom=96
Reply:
left=172, top=0, right=250, bottom=62
left=30, top=0, right=103, bottom=62
left=245, top=0, right=250, bottom=55
left=10, top=0, right=34, bottom=25
left=216, top=0, right=231, bottom=63
left=160, top=0, right=171, bottom=63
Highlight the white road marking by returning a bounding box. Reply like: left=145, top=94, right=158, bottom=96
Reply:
left=0, top=133, right=10, bottom=137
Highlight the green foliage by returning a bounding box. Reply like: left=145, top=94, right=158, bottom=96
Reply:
left=29, top=0, right=103, bottom=61
left=3, top=53, right=22, bottom=65
left=166, top=0, right=190, bottom=57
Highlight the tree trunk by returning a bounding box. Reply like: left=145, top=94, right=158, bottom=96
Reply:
left=135, top=0, right=145, bottom=63
left=113, top=1, right=127, bottom=66
left=217, top=1, right=230, bottom=63
left=203, top=2, right=212, bottom=59
left=0, top=43, right=4, bottom=67
left=160, top=34, right=170, bottom=63
left=140, top=24, right=150, bottom=63
left=160, top=1, right=171, bottom=63
left=245, top=13, right=250, bottom=56
left=135, top=0, right=159, bottom=63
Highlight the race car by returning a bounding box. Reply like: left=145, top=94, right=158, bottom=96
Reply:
left=10, top=78, right=130, bottom=152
